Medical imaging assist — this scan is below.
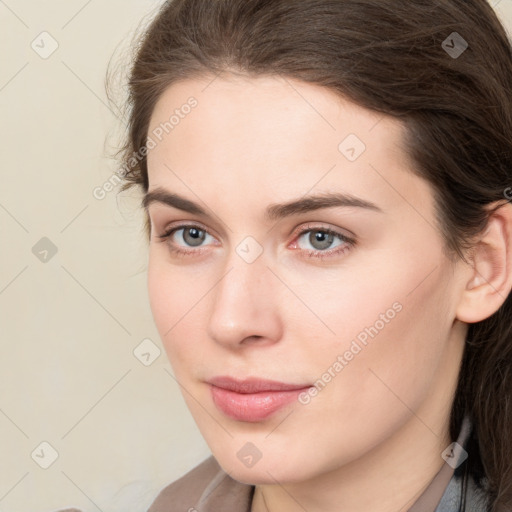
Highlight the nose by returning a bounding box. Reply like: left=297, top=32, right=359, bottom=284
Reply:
left=206, top=247, right=283, bottom=350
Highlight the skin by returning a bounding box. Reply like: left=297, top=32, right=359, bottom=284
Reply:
left=144, top=73, right=512, bottom=512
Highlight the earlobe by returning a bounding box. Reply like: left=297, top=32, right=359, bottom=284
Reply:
left=456, top=201, right=512, bottom=324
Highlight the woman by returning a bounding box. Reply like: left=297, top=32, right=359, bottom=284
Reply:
left=107, top=0, right=512, bottom=510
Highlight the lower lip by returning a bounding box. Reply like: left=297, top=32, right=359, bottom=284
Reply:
left=210, top=385, right=311, bottom=422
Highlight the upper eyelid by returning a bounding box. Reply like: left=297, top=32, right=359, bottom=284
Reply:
left=158, top=221, right=216, bottom=239
left=295, top=222, right=355, bottom=240
left=160, top=222, right=353, bottom=245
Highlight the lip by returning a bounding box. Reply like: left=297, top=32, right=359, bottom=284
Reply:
left=208, top=376, right=313, bottom=422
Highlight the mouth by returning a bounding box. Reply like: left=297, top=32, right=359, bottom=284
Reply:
left=207, top=376, right=313, bottom=422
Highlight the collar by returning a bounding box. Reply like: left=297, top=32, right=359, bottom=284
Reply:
left=193, top=414, right=490, bottom=512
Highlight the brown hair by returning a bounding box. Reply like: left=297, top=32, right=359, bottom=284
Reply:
left=107, top=0, right=512, bottom=509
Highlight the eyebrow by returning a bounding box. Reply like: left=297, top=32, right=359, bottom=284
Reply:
left=142, top=186, right=382, bottom=222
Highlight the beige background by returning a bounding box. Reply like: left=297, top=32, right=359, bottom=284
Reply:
left=0, top=1, right=511, bottom=511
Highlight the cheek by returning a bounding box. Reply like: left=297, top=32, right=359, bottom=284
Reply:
left=147, top=253, right=169, bottom=329
left=298, top=242, right=454, bottom=393
left=317, top=262, right=453, bottom=416
left=147, top=253, right=185, bottom=356
left=289, top=253, right=429, bottom=348
left=147, top=251, right=212, bottom=367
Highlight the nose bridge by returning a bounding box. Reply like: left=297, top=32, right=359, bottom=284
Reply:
left=206, top=241, right=280, bottom=346
left=220, top=234, right=270, bottom=301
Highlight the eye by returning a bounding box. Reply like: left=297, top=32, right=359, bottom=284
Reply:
left=155, top=222, right=356, bottom=260
left=291, top=223, right=356, bottom=260
left=156, top=224, right=217, bottom=256
left=173, top=226, right=210, bottom=247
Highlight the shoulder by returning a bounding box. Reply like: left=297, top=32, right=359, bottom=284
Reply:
left=147, top=455, right=254, bottom=511
left=55, top=456, right=253, bottom=512
left=147, top=456, right=220, bottom=511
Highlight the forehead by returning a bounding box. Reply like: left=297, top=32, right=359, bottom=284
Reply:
left=147, top=74, right=407, bottom=174
left=144, top=74, right=431, bottom=225
left=148, top=73, right=397, bottom=144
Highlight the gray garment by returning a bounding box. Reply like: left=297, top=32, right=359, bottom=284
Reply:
left=413, top=414, right=492, bottom=512
left=435, top=471, right=491, bottom=512
left=147, top=414, right=493, bottom=512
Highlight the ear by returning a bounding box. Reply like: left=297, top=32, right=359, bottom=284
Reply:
left=456, top=201, right=512, bottom=323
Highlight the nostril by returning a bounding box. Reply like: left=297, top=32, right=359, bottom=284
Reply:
left=241, top=335, right=269, bottom=345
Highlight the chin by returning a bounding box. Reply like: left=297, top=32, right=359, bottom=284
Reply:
left=214, top=452, right=314, bottom=486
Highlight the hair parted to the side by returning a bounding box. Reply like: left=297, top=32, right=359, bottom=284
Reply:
left=106, top=1, right=512, bottom=509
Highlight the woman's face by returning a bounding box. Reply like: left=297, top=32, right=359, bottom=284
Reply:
left=145, top=74, right=467, bottom=484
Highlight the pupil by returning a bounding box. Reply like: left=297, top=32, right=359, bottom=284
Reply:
left=311, top=230, right=333, bottom=250
left=185, top=227, right=204, bottom=247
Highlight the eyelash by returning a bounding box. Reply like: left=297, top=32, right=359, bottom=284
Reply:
left=156, top=222, right=356, bottom=261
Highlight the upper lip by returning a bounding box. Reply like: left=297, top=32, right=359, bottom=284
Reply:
left=207, top=376, right=311, bottom=393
